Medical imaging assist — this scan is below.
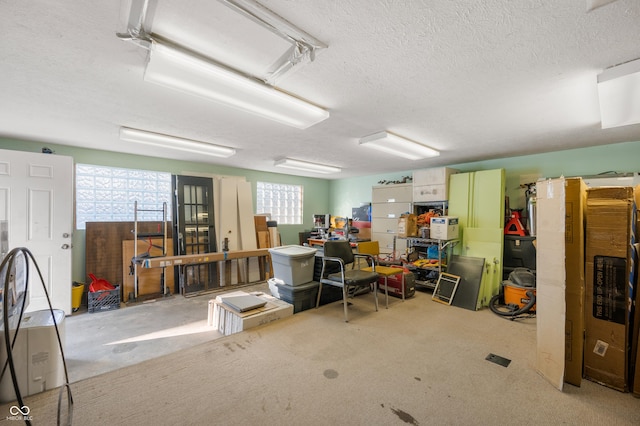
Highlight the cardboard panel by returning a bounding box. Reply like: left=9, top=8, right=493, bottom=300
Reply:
left=535, top=178, right=566, bottom=391
left=564, top=178, right=587, bottom=387
left=633, top=186, right=640, bottom=397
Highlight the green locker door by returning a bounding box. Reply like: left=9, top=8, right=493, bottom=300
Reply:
left=448, top=172, right=472, bottom=231
left=448, top=169, right=505, bottom=309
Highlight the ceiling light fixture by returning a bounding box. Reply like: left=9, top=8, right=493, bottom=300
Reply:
left=274, top=158, right=341, bottom=174
left=359, top=131, right=440, bottom=160
left=143, top=40, right=330, bottom=129
left=597, top=58, right=640, bottom=129
left=119, top=127, right=236, bottom=158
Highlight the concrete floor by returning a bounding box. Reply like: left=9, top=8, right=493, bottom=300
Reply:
left=64, top=282, right=270, bottom=383
left=13, top=282, right=640, bottom=425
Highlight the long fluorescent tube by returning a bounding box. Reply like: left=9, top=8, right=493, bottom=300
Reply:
left=274, top=158, right=341, bottom=174
left=120, top=127, right=236, bottom=158
left=597, top=58, right=640, bottom=129
left=144, top=41, right=330, bottom=129
left=359, top=131, right=440, bottom=160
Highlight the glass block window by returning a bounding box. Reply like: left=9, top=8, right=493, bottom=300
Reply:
left=256, top=182, right=303, bottom=225
left=75, top=164, right=172, bottom=229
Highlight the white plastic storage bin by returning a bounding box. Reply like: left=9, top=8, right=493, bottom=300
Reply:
left=268, top=245, right=317, bottom=286
left=0, top=309, right=65, bottom=403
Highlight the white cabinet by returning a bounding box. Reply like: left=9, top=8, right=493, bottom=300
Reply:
left=412, top=167, right=458, bottom=202
left=371, top=183, right=412, bottom=257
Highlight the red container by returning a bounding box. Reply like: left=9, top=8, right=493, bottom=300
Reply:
left=378, top=267, right=416, bottom=298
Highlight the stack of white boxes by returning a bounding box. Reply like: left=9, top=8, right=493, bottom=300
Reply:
left=208, top=291, right=293, bottom=336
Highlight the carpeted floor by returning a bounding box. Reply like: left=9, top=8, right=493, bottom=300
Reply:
left=1, top=287, right=639, bottom=425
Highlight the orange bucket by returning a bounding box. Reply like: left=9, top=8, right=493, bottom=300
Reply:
left=503, top=283, right=536, bottom=312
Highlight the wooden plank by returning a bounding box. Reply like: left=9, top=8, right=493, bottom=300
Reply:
left=141, top=249, right=270, bottom=268
left=256, top=230, right=271, bottom=278
left=237, top=181, right=260, bottom=282
left=122, top=240, right=174, bottom=302
left=219, top=178, right=239, bottom=285
left=85, top=221, right=172, bottom=295
left=254, top=215, right=268, bottom=232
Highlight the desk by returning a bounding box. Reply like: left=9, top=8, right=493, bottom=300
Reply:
left=307, top=239, right=368, bottom=248
left=308, top=238, right=328, bottom=247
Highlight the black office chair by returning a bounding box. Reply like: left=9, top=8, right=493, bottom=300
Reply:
left=316, top=240, right=380, bottom=322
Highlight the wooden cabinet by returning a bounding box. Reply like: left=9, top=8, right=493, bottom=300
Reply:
left=371, top=183, right=412, bottom=257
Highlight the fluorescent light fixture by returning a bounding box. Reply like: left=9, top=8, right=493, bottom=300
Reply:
left=359, top=131, right=440, bottom=160
left=597, top=58, right=640, bottom=129
left=144, top=40, right=330, bottom=129
left=274, top=158, right=341, bottom=174
left=120, top=127, right=236, bottom=158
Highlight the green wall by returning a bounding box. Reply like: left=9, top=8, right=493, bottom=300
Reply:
left=329, top=140, right=640, bottom=215
left=4, top=136, right=640, bottom=284
left=0, top=137, right=330, bottom=282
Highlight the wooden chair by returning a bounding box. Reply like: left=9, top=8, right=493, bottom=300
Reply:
left=357, top=240, right=406, bottom=308
left=316, top=240, right=380, bottom=322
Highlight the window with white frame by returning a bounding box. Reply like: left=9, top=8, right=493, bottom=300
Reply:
left=256, top=182, right=303, bottom=225
left=75, top=164, right=172, bottom=229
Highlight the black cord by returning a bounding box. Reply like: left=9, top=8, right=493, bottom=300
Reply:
left=0, top=247, right=74, bottom=425
left=2, top=250, right=30, bottom=425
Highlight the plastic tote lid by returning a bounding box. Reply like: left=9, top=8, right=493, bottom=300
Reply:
left=268, top=245, right=318, bottom=258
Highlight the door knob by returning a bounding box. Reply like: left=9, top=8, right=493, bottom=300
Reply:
left=62, top=233, right=70, bottom=238
left=61, top=244, right=70, bottom=249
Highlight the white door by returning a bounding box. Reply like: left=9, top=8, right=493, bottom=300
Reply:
left=0, top=149, right=73, bottom=315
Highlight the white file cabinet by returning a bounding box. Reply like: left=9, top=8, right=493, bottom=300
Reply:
left=371, top=183, right=412, bottom=257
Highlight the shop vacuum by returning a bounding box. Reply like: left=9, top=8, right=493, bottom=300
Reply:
left=490, top=267, right=536, bottom=320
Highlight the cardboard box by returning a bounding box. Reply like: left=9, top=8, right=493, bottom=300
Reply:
left=430, top=216, right=459, bottom=240
left=351, top=220, right=371, bottom=240
left=398, top=214, right=417, bottom=237
left=413, top=167, right=458, bottom=202
left=584, top=186, right=635, bottom=392
left=632, top=186, right=640, bottom=396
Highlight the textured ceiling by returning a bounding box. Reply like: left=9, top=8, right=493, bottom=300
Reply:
left=1, top=0, right=640, bottom=179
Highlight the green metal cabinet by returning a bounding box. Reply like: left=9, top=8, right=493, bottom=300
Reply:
left=448, top=169, right=505, bottom=309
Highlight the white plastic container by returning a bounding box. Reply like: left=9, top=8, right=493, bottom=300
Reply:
left=268, top=245, right=318, bottom=286
left=430, top=216, right=459, bottom=240
left=0, top=309, right=65, bottom=403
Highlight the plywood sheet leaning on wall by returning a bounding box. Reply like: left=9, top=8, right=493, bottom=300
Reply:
left=86, top=221, right=172, bottom=298
left=122, top=240, right=174, bottom=302
left=563, top=178, right=587, bottom=387
left=237, top=180, right=260, bottom=282
left=535, top=177, right=567, bottom=391
left=217, top=177, right=240, bottom=286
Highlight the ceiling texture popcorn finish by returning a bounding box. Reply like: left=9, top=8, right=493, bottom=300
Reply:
left=1, top=1, right=640, bottom=178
